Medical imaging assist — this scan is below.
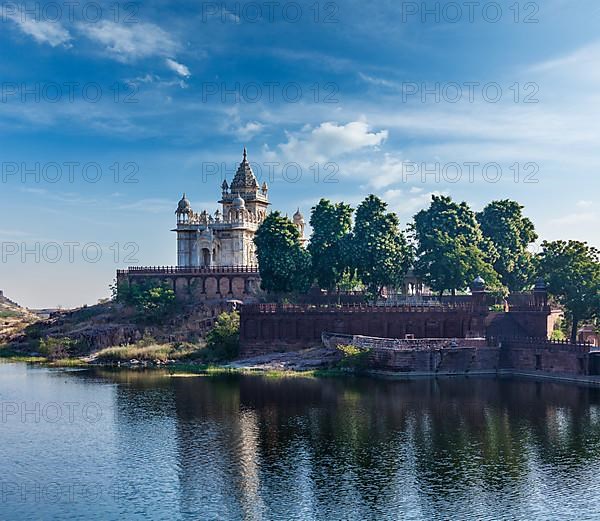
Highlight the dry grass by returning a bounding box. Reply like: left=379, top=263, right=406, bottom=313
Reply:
left=95, top=342, right=201, bottom=362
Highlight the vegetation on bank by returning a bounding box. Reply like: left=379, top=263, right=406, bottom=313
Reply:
left=336, top=344, right=372, bottom=370
left=253, top=194, right=600, bottom=340
left=94, top=312, right=239, bottom=364
left=0, top=310, right=242, bottom=366
left=111, top=280, right=176, bottom=323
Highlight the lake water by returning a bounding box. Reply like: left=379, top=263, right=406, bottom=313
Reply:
left=1, top=362, right=600, bottom=520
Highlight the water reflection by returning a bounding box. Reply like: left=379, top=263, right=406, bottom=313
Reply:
left=3, top=363, right=600, bottom=520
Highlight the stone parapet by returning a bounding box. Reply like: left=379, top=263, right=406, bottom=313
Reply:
left=117, top=266, right=261, bottom=303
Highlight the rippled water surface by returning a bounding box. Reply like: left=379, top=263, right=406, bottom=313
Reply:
left=2, top=363, right=600, bottom=520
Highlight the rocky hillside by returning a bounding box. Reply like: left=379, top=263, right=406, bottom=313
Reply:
left=5, top=299, right=231, bottom=357
left=0, top=292, right=38, bottom=344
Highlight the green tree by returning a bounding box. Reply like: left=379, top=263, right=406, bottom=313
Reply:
left=206, top=311, right=240, bottom=360
left=477, top=199, right=538, bottom=291
left=412, top=195, right=500, bottom=297
left=537, top=240, right=600, bottom=343
left=254, top=212, right=312, bottom=296
left=351, top=195, right=412, bottom=298
left=138, top=285, right=176, bottom=317
left=308, top=198, right=354, bottom=291
left=114, top=280, right=176, bottom=320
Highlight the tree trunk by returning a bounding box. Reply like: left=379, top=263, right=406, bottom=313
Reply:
left=570, top=318, right=579, bottom=344
left=438, top=290, right=444, bottom=302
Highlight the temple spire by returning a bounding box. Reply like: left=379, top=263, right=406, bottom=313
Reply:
left=231, top=146, right=258, bottom=191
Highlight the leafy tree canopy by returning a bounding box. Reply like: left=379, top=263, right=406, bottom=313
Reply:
left=477, top=199, right=537, bottom=291
left=254, top=211, right=312, bottom=296
left=308, top=198, right=354, bottom=291
left=114, top=280, right=176, bottom=320
left=352, top=195, right=412, bottom=298
left=412, top=195, right=500, bottom=296
left=537, top=240, right=600, bottom=343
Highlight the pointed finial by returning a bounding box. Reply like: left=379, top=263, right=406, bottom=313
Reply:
left=243, top=146, right=247, bottom=160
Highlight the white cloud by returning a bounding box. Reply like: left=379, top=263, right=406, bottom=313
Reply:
left=117, top=198, right=175, bottom=214
left=530, top=41, right=600, bottom=74
left=576, top=200, right=594, bottom=209
left=342, top=153, right=410, bottom=190
left=382, top=188, right=444, bottom=222
left=358, top=72, right=398, bottom=88
left=268, top=121, right=388, bottom=163
left=6, top=9, right=72, bottom=47
left=165, top=58, right=191, bottom=77
left=549, top=212, right=598, bottom=226
left=78, top=21, right=178, bottom=62
left=235, top=121, right=264, bottom=140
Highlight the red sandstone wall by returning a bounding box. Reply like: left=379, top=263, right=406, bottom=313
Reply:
left=368, top=347, right=500, bottom=374
left=117, top=270, right=262, bottom=302
left=240, top=306, right=488, bottom=355
left=501, top=339, right=590, bottom=375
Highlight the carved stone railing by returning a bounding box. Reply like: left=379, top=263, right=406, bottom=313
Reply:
left=117, top=266, right=259, bottom=275
left=244, top=302, right=476, bottom=314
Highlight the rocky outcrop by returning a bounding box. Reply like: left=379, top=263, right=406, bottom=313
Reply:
left=6, top=300, right=232, bottom=354
left=0, top=292, right=38, bottom=344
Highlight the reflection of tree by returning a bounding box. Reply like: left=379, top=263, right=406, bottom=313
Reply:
left=78, top=368, right=600, bottom=519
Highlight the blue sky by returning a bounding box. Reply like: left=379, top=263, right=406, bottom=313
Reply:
left=1, top=0, right=599, bottom=307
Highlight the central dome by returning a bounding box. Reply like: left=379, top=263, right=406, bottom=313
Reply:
left=230, top=147, right=259, bottom=191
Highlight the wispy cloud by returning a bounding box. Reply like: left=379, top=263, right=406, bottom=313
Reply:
left=549, top=211, right=598, bottom=226
left=78, top=20, right=179, bottom=63
left=6, top=7, right=72, bottom=47
left=165, top=58, right=191, bottom=77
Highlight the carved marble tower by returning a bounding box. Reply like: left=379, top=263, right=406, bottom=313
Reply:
left=174, top=148, right=270, bottom=267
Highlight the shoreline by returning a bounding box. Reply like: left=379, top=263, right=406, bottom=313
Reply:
left=3, top=354, right=600, bottom=387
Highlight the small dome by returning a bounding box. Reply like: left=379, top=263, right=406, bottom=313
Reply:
left=472, top=275, right=486, bottom=291
left=534, top=277, right=546, bottom=290
left=232, top=193, right=245, bottom=209
left=293, top=208, right=304, bottom=223
left=176, top=193, right=191, bottom=214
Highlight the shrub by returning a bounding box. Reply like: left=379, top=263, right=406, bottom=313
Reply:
left=114, top=280, right=176, bottom=321
left=39, top=337, right=83, bottom=360
left=205, top=311, right=240, bottom=361
left=336, top=344, right=371, bottom=370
